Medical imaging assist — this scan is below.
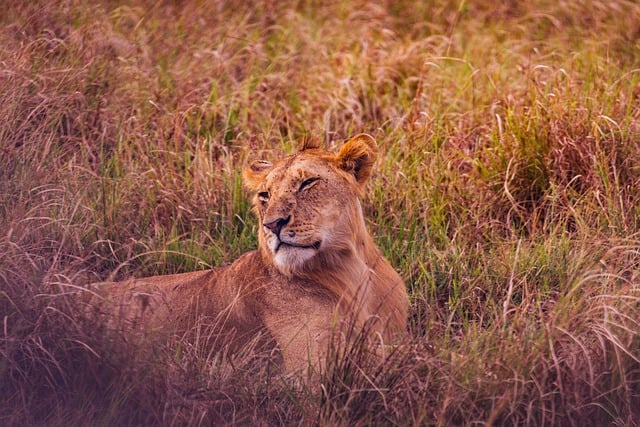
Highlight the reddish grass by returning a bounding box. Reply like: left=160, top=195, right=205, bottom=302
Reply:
left=2, top=0, right=639, bottom=425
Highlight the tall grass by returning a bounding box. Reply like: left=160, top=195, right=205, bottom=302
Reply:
left=2, top=0, right=639, bottom=425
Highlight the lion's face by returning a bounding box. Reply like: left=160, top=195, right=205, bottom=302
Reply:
left=244, top=134, right=378, bottom=276
left=253, top=154, right=355, bottom=273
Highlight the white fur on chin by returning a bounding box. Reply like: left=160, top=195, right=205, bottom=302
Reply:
left=273, top=244, right=316, bottom=277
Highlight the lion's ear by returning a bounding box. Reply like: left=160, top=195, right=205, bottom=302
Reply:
left=336, top=133, right=378, bottom=186
left=243, top=160, right=272, bottom=190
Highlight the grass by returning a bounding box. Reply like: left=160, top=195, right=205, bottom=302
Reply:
left=1, top=0, right=640, bottom=425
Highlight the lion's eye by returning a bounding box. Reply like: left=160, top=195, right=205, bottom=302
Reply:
left=299, top=177, right=319, bottom=192
left=258, top=191, right=270, bottom=202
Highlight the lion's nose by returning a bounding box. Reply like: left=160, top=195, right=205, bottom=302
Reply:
left=263, top=216, right=290, bottom=236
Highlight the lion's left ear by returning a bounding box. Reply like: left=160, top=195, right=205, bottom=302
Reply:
left=336, top=133, right=378, bottom=187
left=243, top=160, right=272, bottom=190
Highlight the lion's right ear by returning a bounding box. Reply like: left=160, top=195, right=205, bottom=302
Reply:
left=336, top=133, right=378, bottom=187
left=243, top=160, right=272, bottom=190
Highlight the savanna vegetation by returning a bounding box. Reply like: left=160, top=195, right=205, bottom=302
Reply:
left=1, top=0, right=639, bottom=425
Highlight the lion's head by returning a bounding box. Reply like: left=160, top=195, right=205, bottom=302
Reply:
left=244, top=134, right=378, bottom=278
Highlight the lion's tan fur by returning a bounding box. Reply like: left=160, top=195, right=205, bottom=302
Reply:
left=91, top=134, right=408, bottom=374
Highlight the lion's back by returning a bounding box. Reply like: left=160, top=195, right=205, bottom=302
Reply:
left=86, top=269, right=221, bottom=333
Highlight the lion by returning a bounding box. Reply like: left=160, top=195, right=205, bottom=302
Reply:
left=90, top=134, right=409, bottom=375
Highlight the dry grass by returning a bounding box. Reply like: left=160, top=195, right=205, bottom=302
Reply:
left=2, top=0, right=640, bottom=425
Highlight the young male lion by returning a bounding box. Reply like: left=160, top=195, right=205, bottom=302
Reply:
left=92, top=134, right=408, bottom=375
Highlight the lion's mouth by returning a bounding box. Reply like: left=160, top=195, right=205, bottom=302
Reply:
left=276, top=240, right=321, bottom=252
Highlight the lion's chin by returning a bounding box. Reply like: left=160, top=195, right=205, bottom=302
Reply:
left=272, top=243, right=319, bottom=276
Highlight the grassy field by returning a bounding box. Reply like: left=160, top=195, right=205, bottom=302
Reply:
left=2, top=0, right=640, bottom=425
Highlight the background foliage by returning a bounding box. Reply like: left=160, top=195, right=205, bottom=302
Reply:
left=1, top=0, right=639, bottom=425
